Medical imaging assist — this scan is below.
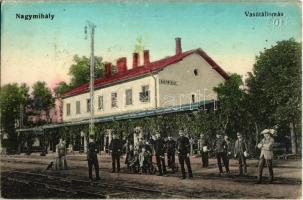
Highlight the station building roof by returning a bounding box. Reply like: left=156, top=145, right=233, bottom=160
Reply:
left=62, top=48, right=229, bottom=98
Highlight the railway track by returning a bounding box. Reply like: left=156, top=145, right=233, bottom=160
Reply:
left=1, top=171, right=192, bottom=198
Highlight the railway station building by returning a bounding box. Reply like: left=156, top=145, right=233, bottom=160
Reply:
left=17, top=38, right=229, bottom=154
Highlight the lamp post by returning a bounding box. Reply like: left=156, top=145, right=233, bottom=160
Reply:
left=85, top=21, right=96, bottom=138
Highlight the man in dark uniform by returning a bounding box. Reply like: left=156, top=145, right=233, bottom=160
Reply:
left=224, top=135, right=233, bottom=171
left=234, top=132, right=248, bottom=176
left=166, top=136, right=176, bottom=173
left=109, top=133, right=123, bottom=173
left=153, top=132, right=167, bottom=176
left=213, top=133, right=229, bottom=174
left=176, top=130, right=193, bottom=179
left=87, top=135, right=100, bottom=181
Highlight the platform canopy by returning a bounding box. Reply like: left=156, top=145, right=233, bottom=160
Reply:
left=16, top=100, right=215, bottom=133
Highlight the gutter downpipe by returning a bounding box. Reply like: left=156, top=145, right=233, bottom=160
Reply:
left=151, top=73, right=158, bottom=109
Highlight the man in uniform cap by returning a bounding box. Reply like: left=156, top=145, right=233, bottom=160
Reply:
left=256, top=129, right=275, bottom=184
left=153, top=132, right=167, bottom=176
left=176, top=129, right=193, bottom=179
left=87, top=135, right=100, bottom=181
left=109, top=133, right=123, bottom=173
left=234, top=132, right=248, bottom=176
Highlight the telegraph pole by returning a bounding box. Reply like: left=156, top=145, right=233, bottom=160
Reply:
left=85, top=21, right=96, bottom=138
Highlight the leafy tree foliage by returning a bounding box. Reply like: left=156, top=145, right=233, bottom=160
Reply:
left=246, top=38, right=301, bottom=153
left=214, top=74, right=246, bottom=138
left=53, top=81, right=70, bottom=97
left=31, top=81, right=55, bottom=122
left=0, top=83, right=30, bottom=150
left=69, top=55, right=104, bottom=88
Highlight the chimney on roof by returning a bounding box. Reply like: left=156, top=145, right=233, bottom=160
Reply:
left=175, top=37, right=182, bottom=55
left=117, top=57, right=127, bottom=73
left=133, top=52, right=139, bottom=68
left=104, top=62, right=112, bottom=77
left=143, top=50, right=150, bottom=65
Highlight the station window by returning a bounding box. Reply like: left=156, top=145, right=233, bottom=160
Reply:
left=76, top=101, right=81, bottom=114
left=111, top=92, right=118, bottom=108
left=125, top=89, right=133, bottom=105
left=87, top=99, right=91, bottom=112
left=98, top=96, right=104, bottom=110
left=140, top=85, right=150, bottom=102
left=66, top=103, right=71, bottom=116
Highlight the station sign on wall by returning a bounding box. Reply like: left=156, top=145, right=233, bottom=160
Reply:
left=159, top=79, right=177, bottom=85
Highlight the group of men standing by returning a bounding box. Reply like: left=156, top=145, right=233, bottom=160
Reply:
left=198, top=129, right=275, bottom=184
left=88, top=133, right=124, bottom=177
left=152, top=130, right=193, bottom=179
left=198, top=132, right=248, bottom=176
left=86, top=128, right=275, bottom=184
left=104, top=130, right=193, bottom=179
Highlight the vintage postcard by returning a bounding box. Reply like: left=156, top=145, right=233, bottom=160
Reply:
left=0, top=0, right=301, bottom=199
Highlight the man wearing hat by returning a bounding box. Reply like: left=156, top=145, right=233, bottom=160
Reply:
left=256, top=129, right=275, bottom=184
left=176, top=129, right=193, bottom=179
left=153, top=132, right=167, bottom=176
left=234, top=132, right=248, bottom=176
left=109, top=133, right=123, bottom=173
left=213, top=132, right=229, bottom=174
left=87, top=135, right=100, bottom=181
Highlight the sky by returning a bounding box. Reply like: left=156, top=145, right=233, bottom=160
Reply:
left=1, top=1, right=301, bottom=90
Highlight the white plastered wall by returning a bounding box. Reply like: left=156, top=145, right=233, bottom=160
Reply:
left=158, top=53, right=226, bottom=107
left=62, top=75, right=158, bottom=122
